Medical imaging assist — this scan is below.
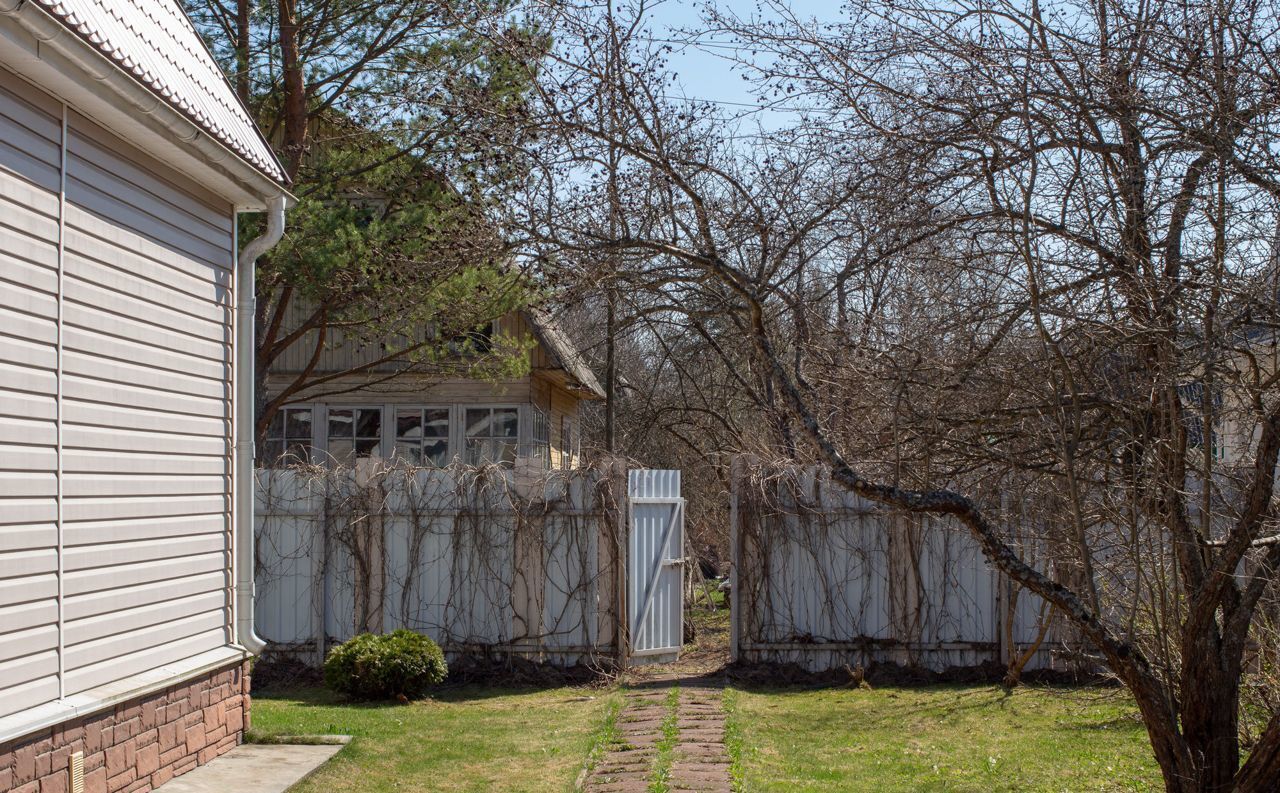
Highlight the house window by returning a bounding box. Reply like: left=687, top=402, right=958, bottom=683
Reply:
left=530, top=407, right=551, bottom=466
left=327, top=407, right=383, bottom=464
left=561, top=416, right=575, bottom=470
left=263, top=406, right=313, bottom=466
left=1180, top=383, right=1224, bottom=461
left=464, top=407, right=518, bottom=465
left=394, top=407, right=451, bottom=466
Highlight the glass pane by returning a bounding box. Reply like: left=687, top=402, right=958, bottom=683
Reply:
left=495, top=440, right=517, bottom=464
left=423, top=439, right=448, bottom=467
left=283, top=442, right=310, bottom=465
left=395, top=442, right=423, bottom=466
left=465, top=408, right=491, bottom=438
left=396, top=410, right=423, bottom=439
left=355, top=438, right=380, bottom=458
left=464, top=439, right=484, bottom=466
left=356, top=408, right=382, bottom=438
left=267, top=411, right=284, bottom=440
left=285, top=408, right=312, bottom=440
left=494, top=408, right=518, bottom=438
left=328, top=408, right=354, bottom=438
left=424, top=409, right=450, bottom=437
left=327, top=439, right=355, bottom=465
left=260, top=440, right=283, bottom=466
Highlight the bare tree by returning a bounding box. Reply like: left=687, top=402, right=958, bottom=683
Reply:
left=494, top=0, right=1280, bottom=788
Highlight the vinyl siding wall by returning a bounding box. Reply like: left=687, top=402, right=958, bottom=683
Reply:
left=0, top=69, right=237, bottom=721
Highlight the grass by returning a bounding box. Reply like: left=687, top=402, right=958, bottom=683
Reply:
left=248, top=676, right=1164, bottom=791
left=248, top=685, right=620, bottom=793
left=649, top=687, right=681, bottom=793
left=722, top=688, right=748, bottom=793
left=723, top=684, right=1162, bottom=792
left=580, top=694, right=624, bottom=784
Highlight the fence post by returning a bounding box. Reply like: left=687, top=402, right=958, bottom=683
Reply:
left=312, top=475, right=327, bottom=666
left=585, top=469, right=599, bottom=657
left=613, top=459, right=631, bottom=668
left=729, top=456, right=741, bottom=663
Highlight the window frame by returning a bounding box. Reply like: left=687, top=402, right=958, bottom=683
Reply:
left=391, top=405, right=453, bottom=467
left=461, top=404, right=523, bottom=467
left=261, top=405, right=316, bottom=467
left=560, top=415, right=577, bottom=470
left=323, top=404, right=386, bottom=466
left=275, top=401, right=545, bottom=469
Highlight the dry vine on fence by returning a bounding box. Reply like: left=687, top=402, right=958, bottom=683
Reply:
left=253, top=459, right=626, bottom=678
left=732, top=459, right=1082, bottom=681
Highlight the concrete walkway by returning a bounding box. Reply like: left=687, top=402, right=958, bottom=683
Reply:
left=154, top=742, right=345, bottom=793
left=582, top=677, right=731, bottom=793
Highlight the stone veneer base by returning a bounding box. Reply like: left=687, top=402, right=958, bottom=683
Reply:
left=0, top=660, right=250, bottom=793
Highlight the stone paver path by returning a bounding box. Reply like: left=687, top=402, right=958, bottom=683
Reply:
left=582, top=678, right=731, bottom=793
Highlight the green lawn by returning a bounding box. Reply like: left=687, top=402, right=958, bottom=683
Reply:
left=249, top=682, right=1162, bottom=792
left=724, top=684, right=1162, bottom=792
left=248, top=685, right=619, bottom=793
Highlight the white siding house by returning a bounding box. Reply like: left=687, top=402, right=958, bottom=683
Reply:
left=0, top=1, right=289, bottom=790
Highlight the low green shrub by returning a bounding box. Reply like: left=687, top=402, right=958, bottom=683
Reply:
left=322, top=629, right=448, bottom=700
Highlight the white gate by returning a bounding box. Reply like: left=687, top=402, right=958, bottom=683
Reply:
left=627, top=470, right=684, bottom=664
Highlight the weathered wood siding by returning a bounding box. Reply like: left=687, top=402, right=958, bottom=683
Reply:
left=269, top=299, right=533, bottom=376
left=530, top=374, right=581, bottom=469
left=0, top=70, right=236, bottom=719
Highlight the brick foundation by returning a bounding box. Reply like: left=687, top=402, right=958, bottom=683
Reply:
left=0, top=660, right=250, bottom=793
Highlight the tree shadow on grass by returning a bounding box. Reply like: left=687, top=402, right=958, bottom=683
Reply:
left=724, top=681, right=1137, bottom=734
left=254, top=682, right=606, bottom=708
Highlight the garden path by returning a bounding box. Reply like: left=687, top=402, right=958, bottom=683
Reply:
left=580, top=674, right=732, bottom=793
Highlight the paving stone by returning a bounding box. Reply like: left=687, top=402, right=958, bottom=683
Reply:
left=619, top=718, right=666, bottom=732
left=615, top=734, right=662, bottom=749
left=604, top=749, right=655, bottom=764
left=677, top=716, right=724, bottom=726
left=675, top=741, right=726, bottom=751
left=595, top=762, right=652, bottom=776
left=671, top=761, right=730, bottom=773
left=584, top=781, right=653, bottom=793
left=669, top=782, right=732, bottom=793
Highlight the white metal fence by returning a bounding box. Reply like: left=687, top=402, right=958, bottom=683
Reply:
left=730, top=460, right=1077, bottom=673
left=254, top=462, right=625, bottom=667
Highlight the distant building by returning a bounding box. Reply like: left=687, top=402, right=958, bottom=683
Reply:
left=262, top=307, right=606, bottom=471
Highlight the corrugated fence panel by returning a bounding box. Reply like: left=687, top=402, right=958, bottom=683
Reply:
left=255, top=467, right=619, bottom=665
left=0, top=74, right=64, bottom=720
left=734, top=462, right=1069, bottom=673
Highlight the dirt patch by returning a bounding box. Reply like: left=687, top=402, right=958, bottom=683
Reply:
left=625, top=608, right=730, bottom=686
left=251, top=655, right=324, bottom=693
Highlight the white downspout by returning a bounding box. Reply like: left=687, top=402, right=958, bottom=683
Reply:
left=234, top=196, right=286, bottom=655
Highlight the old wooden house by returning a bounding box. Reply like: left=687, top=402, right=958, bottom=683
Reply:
left=262, top=307, right=605, bottom=470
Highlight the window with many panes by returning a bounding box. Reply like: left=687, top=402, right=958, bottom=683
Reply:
left=561, top=416, right=576, bottom=469
left=262, top=407, right=313, bottom=466
left=464, top=407, right=519, bottom=466
left=327, top=407, right=383, bottom=464
left=530, top=407, right=550, bottom=466
left=394, top=407, right=451, bottom=466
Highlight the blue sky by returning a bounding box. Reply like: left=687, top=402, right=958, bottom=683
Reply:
left=637, top=0, right=841, bottom=129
